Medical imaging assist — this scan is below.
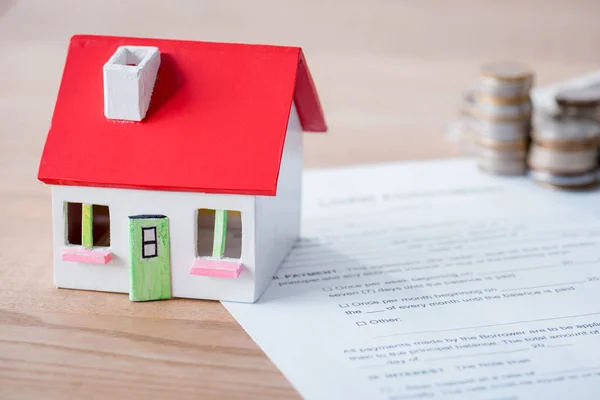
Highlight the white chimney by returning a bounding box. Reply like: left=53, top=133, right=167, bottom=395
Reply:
left=103, top=46, right=161, bottom=122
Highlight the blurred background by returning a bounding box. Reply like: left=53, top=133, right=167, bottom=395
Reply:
left=2, top=0, right=600, bottom=174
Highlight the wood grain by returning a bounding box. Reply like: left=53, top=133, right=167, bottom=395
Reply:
left=1, top=0, right=600, bottom=398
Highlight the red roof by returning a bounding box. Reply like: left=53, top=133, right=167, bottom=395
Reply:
left=38, top=35, right=326, bottom=196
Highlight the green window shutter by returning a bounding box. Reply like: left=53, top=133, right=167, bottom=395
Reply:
left=81, top=203, right=93, bottom=249
left=212, top=210, right=227, bottom=258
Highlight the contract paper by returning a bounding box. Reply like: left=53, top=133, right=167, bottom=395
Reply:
left=223, top=158, right=600, bottom=400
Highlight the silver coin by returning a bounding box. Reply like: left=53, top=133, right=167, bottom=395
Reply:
left=555, top=86, right=600, bottom=107
left=479, top=62, right=534, bottom=97
left=558, top=105, right=600, bottom=120
left=529, top=169, right=597, bottom=186
left=473, top=101, right=532, bottom=120
left=477, top=135, right=528, bottom=151
left=480, top=62, right=534, bottom=82
left=532, top=114, right=600, bottom=144
left=528, top=144, right=597, bottom=174
left=478, top=156, right=527, bottom=176
left=475, top=119, right=530, bottom=141
left=478, top=80, right=532, bottom=99
left=478, top=147, right=527, bottom=161
left=475, top=92, right=530, bottom=106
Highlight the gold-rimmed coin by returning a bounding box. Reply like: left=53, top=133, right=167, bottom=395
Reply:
left=528, top=165, right=598, bottom=177
left=533, top=180, right=598, bottom=192
left=475, top=93, right=530, bottom=106
left=477, top=136, right=528, bottom=151
left=529, top=168, right=598, bottom=189
left=531, top=136, right=599, bottom=152
left=480, top=62, right=534, bottom=83
left=532, top=114, right=600, bottom=148
left=470, top=108, right=531, bottom=123
left=478, top=157, right=527, bottom=176
left=476, top=119, right=530, bottom=141
left=478, top=147, right=526, bottom=160
left=527, top=145, right=597, bottom=174
left=555, top=86, right=600, bottom=108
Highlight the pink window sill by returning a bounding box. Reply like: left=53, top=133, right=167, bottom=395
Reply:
left=190, top=258, right=243, bottom=279
left=61, top=247, right=112, bottom=264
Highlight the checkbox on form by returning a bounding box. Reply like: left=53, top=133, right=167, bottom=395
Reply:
left=356, top=321, right=367, bottom=326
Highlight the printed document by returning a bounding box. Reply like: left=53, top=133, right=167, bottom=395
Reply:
left=224, top=158, right=600, bottom=399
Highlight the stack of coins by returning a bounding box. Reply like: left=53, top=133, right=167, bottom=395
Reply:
left=470, top=62, right=534, bottom=176
left=528, top=115, right=600, bottom=189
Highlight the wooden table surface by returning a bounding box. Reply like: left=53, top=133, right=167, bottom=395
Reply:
left=1, top=1, right=599, bottom=398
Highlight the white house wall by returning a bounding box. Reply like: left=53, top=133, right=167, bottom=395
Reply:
left=51, top=185, right=257, bottom=302
left=254, top=102, right=303, bottom=300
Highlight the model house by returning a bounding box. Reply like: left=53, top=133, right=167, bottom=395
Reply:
left=37, top=35, right=326, bottom=302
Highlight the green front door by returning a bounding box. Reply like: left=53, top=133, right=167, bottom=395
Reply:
left=128, top=215, right=171, bottom=301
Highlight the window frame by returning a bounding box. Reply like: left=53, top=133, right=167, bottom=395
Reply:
left=65, top=202, right=111, bottom=249
left=195, top=209, right=242, bottom=260
left=141, top=226, right=158, bottom=259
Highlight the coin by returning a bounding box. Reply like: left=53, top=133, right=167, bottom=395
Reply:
left=473, top=101, right=532, bottom=121
left=477, top=135, right=529, bottom=151
left=558, top=103, right=600, bottom=120
left=478, top=62, right=533, bottom=99
left=477, top=82, right=532, bottom=100
left=528, top=144, right=597, bottom=174
left=476, top=119, right=530, bottom=141
left=478, top=154, right=527, bottom=176
left=532, top=114, right=600, bottom=149
left=480, top=62, right=534, bottom=82
left=555, top=86, right=600, bottom=108
left=529, top=169, right=597, bottom=188
left=478, top=147, right=527, bottom=161
left=475, top=93, right=530, bottom=105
